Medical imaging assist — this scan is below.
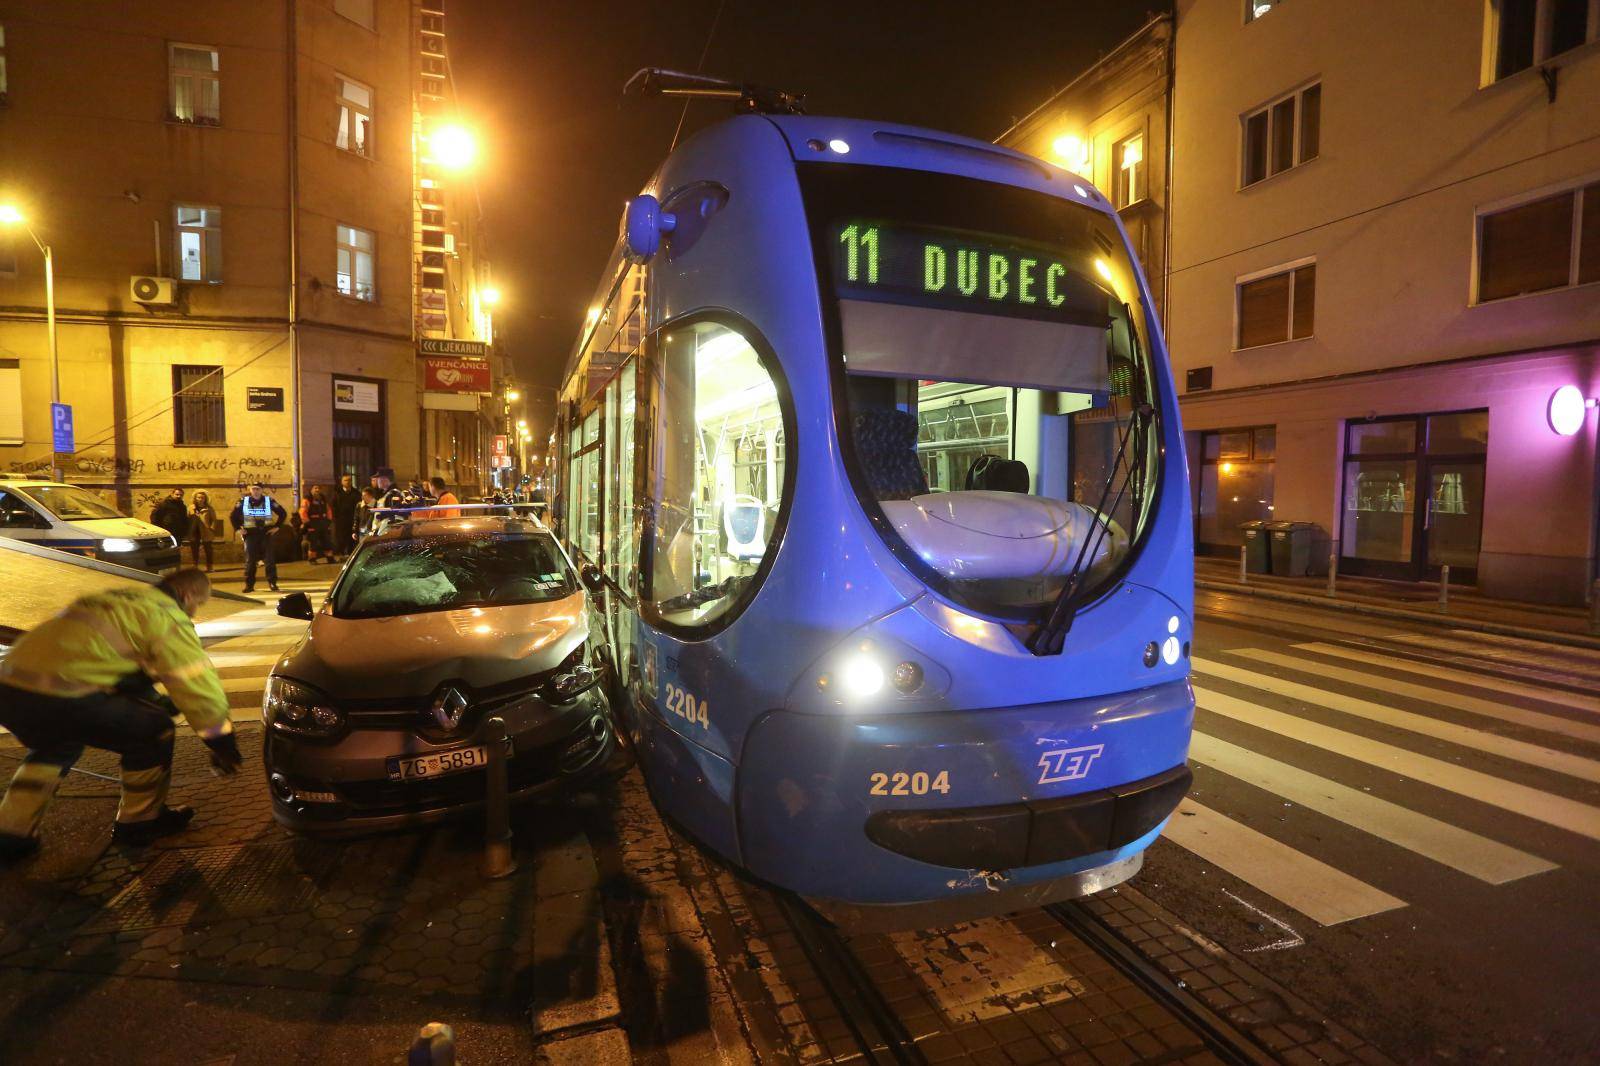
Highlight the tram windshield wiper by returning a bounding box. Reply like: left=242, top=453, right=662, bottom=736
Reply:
left=1025, top=401, right=1152, bottom=657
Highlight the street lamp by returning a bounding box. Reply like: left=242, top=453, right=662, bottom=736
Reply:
left=482, top=285, right=502, bottom=306
left=0, top=205, right=61, bottom=480
left=427, top=124, right=478, bottom=169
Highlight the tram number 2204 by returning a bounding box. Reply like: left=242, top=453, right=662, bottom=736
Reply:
left=869, top=770, right=951, bottom=797
left=663, top=683, right=710, bottom=728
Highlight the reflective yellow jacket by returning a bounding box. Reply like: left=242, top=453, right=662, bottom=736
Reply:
left=0, top=585, right=233, bottom=739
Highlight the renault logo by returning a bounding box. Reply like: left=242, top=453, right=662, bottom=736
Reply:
left=430, top=687, right=469, bottom=731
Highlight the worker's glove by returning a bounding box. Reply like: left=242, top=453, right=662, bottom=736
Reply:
left=203, top=732, right=243, bottom=776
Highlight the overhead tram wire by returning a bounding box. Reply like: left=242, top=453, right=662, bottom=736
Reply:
left=668, top=0, right=730, bottom=154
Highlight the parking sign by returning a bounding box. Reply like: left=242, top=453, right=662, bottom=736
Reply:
left=51, top=403, right=74, bottom=454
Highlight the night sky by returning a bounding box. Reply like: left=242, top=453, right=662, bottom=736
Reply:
left=451, top=0, right=1160, bottom=431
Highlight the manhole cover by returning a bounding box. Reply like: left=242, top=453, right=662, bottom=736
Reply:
left=79, top=844, right=323, bottom=934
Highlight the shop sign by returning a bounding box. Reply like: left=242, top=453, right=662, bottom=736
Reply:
left=247, top=387, right=284, bottom=412
left=424, top=356, right=491, bottom=393
left=491, top=434, right=509, bottom=458
left=334, top=378, right=381, bottom=413
left=419, top=338, right=488, bottom=357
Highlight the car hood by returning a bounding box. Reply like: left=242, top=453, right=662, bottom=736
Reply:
left=74, top=518, right=173, bottom=540
left=281, top=593, right=590, bottom=700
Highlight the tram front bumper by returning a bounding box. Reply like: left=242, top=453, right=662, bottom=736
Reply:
left=737, top=677, right=1194, bottom=905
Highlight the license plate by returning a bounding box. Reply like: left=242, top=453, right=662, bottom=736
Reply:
left=386, top=739, right=513, bottom=782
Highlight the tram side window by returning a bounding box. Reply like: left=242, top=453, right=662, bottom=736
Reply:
left=645, top=321, right=787, bottom=628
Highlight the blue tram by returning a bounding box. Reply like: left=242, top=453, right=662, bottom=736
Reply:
left=554, top=78, right=1194, bottom=927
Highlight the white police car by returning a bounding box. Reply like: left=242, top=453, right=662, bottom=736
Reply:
left=0, top=478, right=180, bottom=573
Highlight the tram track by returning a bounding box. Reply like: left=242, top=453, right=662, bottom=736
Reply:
left=1045, top=900, right=1279, bottom=1066
left=771, top=892, right=930, bottom=1066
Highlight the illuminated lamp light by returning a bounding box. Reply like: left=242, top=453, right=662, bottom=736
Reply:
left=1052, top=133, right=1089, bottom=176
left=1161, top=636, right=1181, bottom=665
left=1093, top=258, right=1114, bottom=283
left=840, top=654, right=885, bottom=698
left=1168, top=615, right=1180, bottom=634
left=1547, top=385, right=1594, bottom=437
left=1219, top=461, right=1234, bottom=475
left=828, top=138, right=850, bottom=154
left=585, top=307, right=600, bottom=326
left=1072, top=184, right=1088, bottom=199
left=427, top=124, right=478, bottom=169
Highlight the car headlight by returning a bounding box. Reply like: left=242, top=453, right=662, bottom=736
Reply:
left=101, top=538, right=138, bottom=553
left=263, top=676, right=345, bottom=737
left=545, top=647, right=598, bottom=702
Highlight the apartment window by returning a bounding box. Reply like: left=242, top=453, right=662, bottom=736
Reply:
left=175, top=205, right=221, bottom=282
left=1245, top=0, right=1284, bottom=21
left=1476, top=181, right=1600, bottom=301
left=173, top=365, right=226, bottom=445
left=336, top=76, right=373, bottom=156
left=1488, top=0, right=1599, bottom=81
left=1242, top=83, right=1319, bottom=187
left=169, top=44, right=219, bottom=125
left=336, top=224, right=376, bottom=301
left=1114, top=132, right=1146, bottom=208
left=1237, top=261, right=1315, bottom=348
left=334, top=0, right=376, bottom=31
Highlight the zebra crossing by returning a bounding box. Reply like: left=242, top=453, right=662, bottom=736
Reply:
left=1160, top=634, right=1600, bottom=928
left=199, top=578, right=328, bottom=718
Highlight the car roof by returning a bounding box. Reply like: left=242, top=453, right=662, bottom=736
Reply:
left=367, top=516, right=552, bottom=542
left=0, top=479, right=70, bottom=489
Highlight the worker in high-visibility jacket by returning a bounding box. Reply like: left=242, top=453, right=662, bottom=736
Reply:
left=0, top=568, right=241, bottom=859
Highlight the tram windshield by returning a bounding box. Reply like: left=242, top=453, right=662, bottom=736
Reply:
left=803, top=166, right=1162, bottom=617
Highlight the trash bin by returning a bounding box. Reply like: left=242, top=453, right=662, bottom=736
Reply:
left=1268, top=521, right=1329, bottom=577
left=1239, top=520, right=1272, bottom=574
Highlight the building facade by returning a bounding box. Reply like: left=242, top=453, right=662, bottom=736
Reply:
left=1005, top=0, right=1600, bottom=604
left=0, top=0, right=498, bottom=522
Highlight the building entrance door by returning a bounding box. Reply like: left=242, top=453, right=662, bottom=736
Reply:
left=331, top=376, right=386, bottom=481
left=1339, top=410, right=1486, bottom=582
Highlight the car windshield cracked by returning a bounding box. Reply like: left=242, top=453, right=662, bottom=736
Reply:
left=332, top=532, right=575, bottom=619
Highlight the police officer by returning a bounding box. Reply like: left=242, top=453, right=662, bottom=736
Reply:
left=229, top=482, right=288, bottom=593
left=365, top=467, right=410, bottom=535
left=0, top=568, right=241, bottom=858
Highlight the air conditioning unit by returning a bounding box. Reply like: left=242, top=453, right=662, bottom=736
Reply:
left=130, top=276, right=177, bottom=305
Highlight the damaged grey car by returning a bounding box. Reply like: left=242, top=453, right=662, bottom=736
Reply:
left=263, top=515, right=614, bottom=834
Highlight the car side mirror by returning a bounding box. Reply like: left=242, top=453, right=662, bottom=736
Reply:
left=579, top=563, right=607, bottom=595
left=277, top=592, right=315, bottom=621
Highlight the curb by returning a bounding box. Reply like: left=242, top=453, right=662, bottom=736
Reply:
left=1195, top=578, right=1600, bottom=652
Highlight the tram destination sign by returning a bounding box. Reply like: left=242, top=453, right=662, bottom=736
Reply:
left=832, top=220, right=1110, bottom=326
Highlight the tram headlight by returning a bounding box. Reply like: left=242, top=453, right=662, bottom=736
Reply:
left=840, top=654, right=885, bottom=697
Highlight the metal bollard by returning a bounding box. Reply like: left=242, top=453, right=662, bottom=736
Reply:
left=1326, top=540, right=1339, bottom=598
left=1589, top=580, right=1600, bottom=634
left=408, top=1022, right=456, bottom=1066
left=1438, top=564, right=1450, bottom=610
left=1239, top=543, right=1248, bottom=584
left=482, top=715, right=517, bottom=879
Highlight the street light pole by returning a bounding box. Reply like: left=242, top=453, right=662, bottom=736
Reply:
left=2, top=208, right=63, bottom=481
left=43, top=242, right=60, bottom=481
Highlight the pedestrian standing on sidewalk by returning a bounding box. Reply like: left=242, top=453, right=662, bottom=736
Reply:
left=299, top=484, right=335, bottom=564
left=149, top=488, right=189, bottom=546
left=0, top=568, right=242, bottom=860
left=187, top=490, right=219, bottom=571
left=331, top=475, right=360, bottom=558
left=229, top=482, right=287, bottom=593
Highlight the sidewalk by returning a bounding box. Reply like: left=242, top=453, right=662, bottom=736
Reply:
left=1195, top=555, right=1600, bottom=649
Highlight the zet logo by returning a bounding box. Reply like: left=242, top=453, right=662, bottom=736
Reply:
left=1037, top=744, right=1105, bottom=785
